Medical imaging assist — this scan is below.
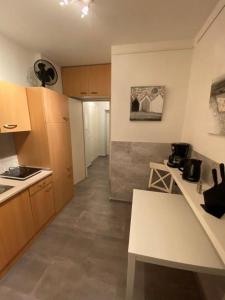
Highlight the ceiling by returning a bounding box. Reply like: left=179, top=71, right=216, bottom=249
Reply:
left=0, top=0, right=219, bottom=66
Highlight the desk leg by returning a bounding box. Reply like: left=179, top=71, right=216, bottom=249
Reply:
left=126, top=253, right=136, bottom=300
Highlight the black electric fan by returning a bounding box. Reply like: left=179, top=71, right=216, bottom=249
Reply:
left=34, top=59, right=58, bottom=87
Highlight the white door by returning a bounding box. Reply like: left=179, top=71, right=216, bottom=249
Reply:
left=69, top=99, right=86, bottom=184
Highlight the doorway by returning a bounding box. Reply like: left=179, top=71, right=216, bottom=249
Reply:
left=83, top=101, right=110, bottom=174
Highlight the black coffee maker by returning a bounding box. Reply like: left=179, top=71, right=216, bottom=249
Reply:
left=167, top=143, right=190, bottom=168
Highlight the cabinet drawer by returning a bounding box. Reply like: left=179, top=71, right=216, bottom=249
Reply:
left=29, top=175, right=52, bottom=196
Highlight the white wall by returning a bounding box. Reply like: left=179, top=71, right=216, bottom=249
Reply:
left=69, top=99, right=86, bottom=184
left=182, top=3, right=225, bottom=164
left=83, top=101, right=109, bottom=167
left=111, top=44, right=192, bottom=143
left=98, top=102, right=110, bottom=155
left=181, top=2, right=225, bottom=299
left=0, top=135, right=18, bottom=173
left=0, top=34, right=62, bottom=91
left=0, top=33, right=39, bottom=86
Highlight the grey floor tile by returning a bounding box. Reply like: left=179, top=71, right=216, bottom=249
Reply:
left=0, top=286, right=37, bottom=300
left=0, top=157, right=204, bottom=300
left=74, top=210, right=127, bottom=239
left=33, top=258, right=86, bottom=300
left=1, top=255, right=48, bottom=294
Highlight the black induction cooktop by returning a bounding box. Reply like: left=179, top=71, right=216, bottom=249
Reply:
left=0, top=167, right=42, bottom=181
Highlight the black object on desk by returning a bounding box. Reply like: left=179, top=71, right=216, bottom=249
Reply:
left=179, top=159, right=202, bottom=182
left=202, top=163, right=225, bottom=218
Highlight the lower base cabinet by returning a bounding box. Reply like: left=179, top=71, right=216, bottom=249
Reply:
left=0, top=175, right=58, bottom=275
left=0, top=240, right=7, bottom=271
left=0, top=191, right=34, bottom=267
left=30, top=183, right=55, bottom=232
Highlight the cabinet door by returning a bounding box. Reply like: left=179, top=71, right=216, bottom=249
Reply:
left=30, top=184, right=55, bottom=232
left=14, top=88, right=51, bottom=169
left=44, top=88, right=69, bottom=123
left=47, top=122, right=74, bottom=212
left=0, top=81, right=31, bottom=133
left=64, top=122, right=74, bottom=204
left=64, top=170, right=74, bottom=205
left=0, top=191, right=34, bottom=266
left=88, top=64, right=111, bottom=97
left=62, top=66, right=89, bottom=97
left=0, top=236, right=7, bottom=271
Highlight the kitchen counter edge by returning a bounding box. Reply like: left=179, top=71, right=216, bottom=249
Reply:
left=0, top=170, right=53, bottom=205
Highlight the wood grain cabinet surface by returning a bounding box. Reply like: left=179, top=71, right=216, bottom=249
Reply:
left=88, top=64, right=111, bottom=97
left=30, top=181, right=55, bottom=232
left=44, top=88, right=69, bottom=123
left=61, top=64, right=111, bottom=98
left=14, top=87, right=74, bottom=213
left=0, top=236, right=7, bottom=271
left=61, top=65, right=89, bottom=98
left=0, top=81, right=31, bottom=133
left=0, top=191, right=34, bottom=269
left=47, top=122, right=73, bottom=211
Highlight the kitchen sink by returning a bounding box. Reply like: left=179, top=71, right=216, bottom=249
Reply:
left=0, top=184, right=14, bottom=194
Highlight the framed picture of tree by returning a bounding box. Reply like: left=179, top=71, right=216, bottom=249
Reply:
left=130, top=86, right=166, bottom=121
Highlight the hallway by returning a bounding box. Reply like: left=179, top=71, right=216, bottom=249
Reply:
left=0, top=157, right=131, bottom=300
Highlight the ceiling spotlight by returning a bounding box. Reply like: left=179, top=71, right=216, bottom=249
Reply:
left=59, top=0, right=72, bottom=6
left=59, top=0, right=93, bottom=18
left=81, top=5, right=89, bottom=18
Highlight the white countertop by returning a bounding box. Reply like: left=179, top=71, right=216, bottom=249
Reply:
left=165, top=162, right=225, bottom=266
left=0, top=170, right=53, bottom=204
left=129, top=190, right=224, bottom=274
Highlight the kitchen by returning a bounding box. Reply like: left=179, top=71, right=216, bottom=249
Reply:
left=0, top=0, right=225, bottom=299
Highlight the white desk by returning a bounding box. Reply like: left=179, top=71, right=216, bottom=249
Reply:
left=126, top=190, right=225, bottom=300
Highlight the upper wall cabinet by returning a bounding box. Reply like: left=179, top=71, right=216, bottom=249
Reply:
left=0, top=81, right=31, bottom=133
left=61, top=64, right=111, bottom=99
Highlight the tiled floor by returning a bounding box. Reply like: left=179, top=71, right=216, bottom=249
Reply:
left=0, top=157, right=204, bottom=299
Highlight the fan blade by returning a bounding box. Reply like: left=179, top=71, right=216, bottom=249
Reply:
left=46, top=68, right=55, bottom=80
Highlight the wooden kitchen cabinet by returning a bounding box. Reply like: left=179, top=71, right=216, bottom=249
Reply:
left=30, top=180, right=55, bottom=232
left=0, top=81, right=31, bottom=133
left=0, top=191, right=34, bottom=268
left=44, top=88, right=69, bottom=123
left=47, top=122, right=73, bottom=211
left=14, top=88, right=74, bottom=213
left=61, top=66, right=89, bottom=98
left=88, top=64, right=111, bottom=97
left=61, top=64, right=111, bottom=98
left=0, top=236, right=7, bottom=271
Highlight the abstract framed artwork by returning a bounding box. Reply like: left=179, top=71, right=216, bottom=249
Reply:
left=209, top=78, right=225, bottom=136
left=130, top=86, right=166, bottom=121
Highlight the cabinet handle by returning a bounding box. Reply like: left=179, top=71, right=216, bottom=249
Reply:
left=45, top=188, right=52, bottom=193
left=81, top=92, right=87, bottom=95
left=63, top=117, right=69, bottom=121
left=91, top=92, right=98, bottom=95
left=3, top=124, right=18, bottom=129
